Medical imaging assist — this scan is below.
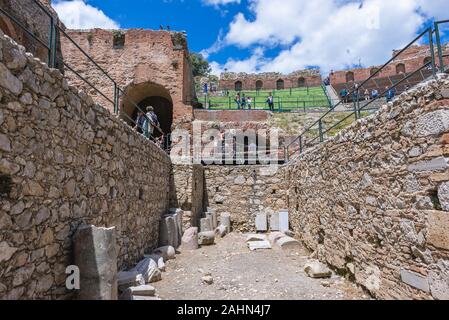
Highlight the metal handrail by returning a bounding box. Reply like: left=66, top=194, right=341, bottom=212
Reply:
left=1, top=0, right=168, bottom=150
left=285, top=25, right=442, bottom=161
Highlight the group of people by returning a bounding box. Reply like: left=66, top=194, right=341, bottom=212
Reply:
left=134, top=106, right=166, bottom=148
left=234, top=92, right=275, bottom=111
left=340, top=84, right=406, bottom=103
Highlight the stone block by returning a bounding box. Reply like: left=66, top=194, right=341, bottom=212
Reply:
left=119, top=285, right=156, bottom=300
left=438, top=182, right=449, bottom=211
left=304, top=260, right=332, bottom=278
left=198, top=231, right=215, bottom=246
left=408, top=157, right=449, bottom=172
left=276, top=236, right=301, bottom=250
left=246, top=234, right=268, bottom=242
left=130, top=258, right=162, bottom=284
left=255, top=213, right=268, bottom=232
left=400, top=269, right=430, bottom=293
left=268, top=232, right=286, bottom=245
left=415, top=110, right=449, bottom=137
left=117, top=271, right=145, bottom=294
left=279, top=210, right=289, bottom=233
left=429, top=269, right=449, bottom=300
left=269, top=212, right=280, bottom=231
left=73, top=225, right=118, bottom=300
left=200, top=217, right=213, bottom=232
left=153, top=246, right=176, bottom=261
left=159, top=215, right=178, bottom=248
left=215, top=225, right=227, bottom=238
left=427, top=211, right=449, bottom=250
left=181, top=227, right=199, bottom=251
left=220, top=212, right=231, bottom=233
left=248, top=240, right=272, bottom=251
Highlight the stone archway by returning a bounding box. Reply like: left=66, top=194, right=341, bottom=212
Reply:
left=276, top=79, right=284, bottom=90
left=120, top=82, right=173, bottom=137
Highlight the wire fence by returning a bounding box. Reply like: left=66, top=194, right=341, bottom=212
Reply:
left=0, top=0, right=169, bottom=151
left=285, top=22, right=449, bottom=162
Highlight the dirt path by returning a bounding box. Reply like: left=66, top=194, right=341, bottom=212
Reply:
left=152, top=233, right=370, bottom=300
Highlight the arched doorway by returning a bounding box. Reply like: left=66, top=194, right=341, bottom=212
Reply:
left=120, top=82, right=173, bottom=139
left=298, top=77, right=306, bottom=87
left=276, top=79, right=284, bottom=90
left=256, top=80, right=263, bottom=91
left=235, top=81, right=243, bottom=92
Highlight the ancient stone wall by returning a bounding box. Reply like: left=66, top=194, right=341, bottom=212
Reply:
left=219, top=70, right=322, bottom=91
left=286, top=75, right=449, bottom=299
left=204, top=166, right=287, bottom=232
left=0, top=32, right=171, bottom=299
left=60, top=29, right=195, bottom=132
left=170, top=164, right=204, bottom=229
left=193, top=110, right=270, bottom=122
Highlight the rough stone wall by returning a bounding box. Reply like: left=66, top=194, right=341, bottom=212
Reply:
left=219, top=70, right=322, bottom=91
left=330, top=44, right=449, bottom=84
left=60, top=29, right=195, bottom=131
left=0, top=0, right=63, bottom=69
left=286, top=75, right=449, bottom=300
left=193, top=110, right=270, bottom=122
left=0, top=32, right=171, bottom=299
left=170, top=164, right=204, bottom=229
left=204, top=166, right=287, bottom=232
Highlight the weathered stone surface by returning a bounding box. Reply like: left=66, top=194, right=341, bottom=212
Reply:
left=130, top=258, right=162, bottom=284
left=159, top=215, right=179, bottom=248
left=255, top=213, right=268, bottom=232
left=220, top=212, right=231, bottom=233
left=268, top=232, right=286, bottom=245
left=200, top=217, right=213, bottom=232
left=276, top=236, right=301, bottom=250
left=246, top=234, right=268, bottom=242
left=0, top=62, right=23, bottom=95
left=202, top=276, right=214, bottom=285
left=269, top=212, right=280, bottom=231
left=248, top=240, right=272, bottom=251
left=304, top=260, right=332, bottom=279
left=73, top=225, right=118, bottom=300
left=408, top=157, right=449, bottom=172
left=400, top=269, right=430, bottom=293
left=153, top=246, right=176, bottom=261
left=180, top=227, right=199, bottom=251
left=0, top=242, right=18, bottom=263
left=198, top=231, right=215, bottom=246
left=415, top=110, right=449, bottom=137
left=427, top=211, right=449, bottom=250
left=438, top=182, right=449, bottom=211
left=119, top=285, right=156, bottom=300
left=279, top=211, right=289, bottom=233
left=0, top=134, right=12, bottom=152
left=214, top=225, right=227, bottom=238
left=429, top=262, right=449, bottom=300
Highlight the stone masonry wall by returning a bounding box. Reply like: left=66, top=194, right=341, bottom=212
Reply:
left=170, top=164, right=204, bottom=229
left=204, top=166, right=287, bottom=232
left=0, top=32, right=171, bottom=299
left=286, top=75, right=449, bottom=300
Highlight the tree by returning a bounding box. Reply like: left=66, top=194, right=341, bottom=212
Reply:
left=190, top=52, right=211, bottom=77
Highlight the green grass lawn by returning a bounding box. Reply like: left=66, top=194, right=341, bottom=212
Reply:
left=201, top=86, right=330, bottom=111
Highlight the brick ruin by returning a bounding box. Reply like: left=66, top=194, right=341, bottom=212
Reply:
left=1, top=0, right=449, bottom=301
left=218, top=69, right=323, bottom=92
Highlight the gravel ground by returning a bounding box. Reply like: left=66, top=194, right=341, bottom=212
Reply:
left=152, top=232, right=370, bottom=300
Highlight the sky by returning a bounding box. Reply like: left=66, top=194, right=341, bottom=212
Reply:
left=52, top=0, right=449, bottom=75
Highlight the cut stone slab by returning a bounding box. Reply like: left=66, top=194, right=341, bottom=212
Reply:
left=73, top=225, right=118, bottom=300
left=304, top=260, right=332, bottom=278
left=268, top=232, right=286, bottom=245
left=215, top=224, right=227, bottom=238
left=198, top=231, right=215, bottom=246
left=400, top=269, right=430, bottom=293
left=130, top=258, right=162, bottom=284
left=248, top=240, right=272, bottom=251
left=279, top=210, right=289, bottom=233
left=117, top=271, right=145, bottom=293
left=255, top=213, right=268, bottom=232
left=181, top=227, right=199, bottom=251
left=119, top=285, right=156, bottom=300
left=270, top=212, right=280, bottom=231
left=408, top=157, right=449, bottom=172
left=220, top=212, right=231, bottom=233
left=276, top=236, right=301, bottom=250
left=207, top=211, right=218, bottom=229
left=153, top=246, right=176, bottom=261
left=200, top=217, right=213, bottom=232
left=438, top=182, right=449, bottom=211
left=427, top=210, right=449, bottom=250
left=131, top=296, right=161, bottom=300
left=246, top=234, right=268, bottom=242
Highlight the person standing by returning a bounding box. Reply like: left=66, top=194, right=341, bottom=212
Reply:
left=135, top=110, right=146, bottom=134
left=267, top=93, right=274, bottom=111
left=247, top=96, right=252, bottom=110
left=241, top=94, right=247, bottom=109
left=144, top=106, right=159, bottom=138
left=364, top=89, right=370, bottom=101
left=235, top=93, right=241, bottom=109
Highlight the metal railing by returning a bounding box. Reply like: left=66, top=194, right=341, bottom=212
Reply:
left=0, top=0, right=168, bottom=151
left=285, top=21, right=449, bottom=162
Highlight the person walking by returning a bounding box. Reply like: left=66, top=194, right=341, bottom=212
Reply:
left=235, top=93, right=241, bottom=109
left=364, top=89, right=370, bottom=101
left=241, top=94, right=247, bottom=109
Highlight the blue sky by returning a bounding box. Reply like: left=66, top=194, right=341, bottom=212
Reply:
left=53, top=0, right=449, bottom=75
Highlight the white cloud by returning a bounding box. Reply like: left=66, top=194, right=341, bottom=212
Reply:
left=53, top=0, right=119, bottom=29
left=208, top=0, right=448, bottom=75
left=203, top=0, right=241, bottom=6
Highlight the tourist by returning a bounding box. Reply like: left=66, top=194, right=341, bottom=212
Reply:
left=385, top=86, right=396, bottom=102
left=144, top=106, right=159, bottom=138
left=241, top=94, right=247, bottom=109
left=364, top=89, right=370, bottom=101
left=340, top=88, right=348, bottom=103
left=247, top=97, right=252, bottom=110
left=371, top=89, right=379, bottom=99
left=135, top=110, right=146, bottom=134
left=267, top=93, right=274, bottom=111
left=235, top=93, right=241, bottom=109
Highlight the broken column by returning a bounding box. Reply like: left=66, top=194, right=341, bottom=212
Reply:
left=220, top=212, right=231, bottom=233
left=279, top=210, right=289, bottom=233
left=73, top=225, right=118, bottom=300
left=256, top=213, right=268, bottom=232
left=200, top=216, right=213, bottom=232
left=181, top=227, right=199, bottom=250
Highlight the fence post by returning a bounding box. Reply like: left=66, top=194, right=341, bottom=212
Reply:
left=48, top=17, right=57, bottom=69
left=354, top=97, right=358, bottom=120
left=228, top=96, right=231, bottom=109
left=284, top=146, right=288, bottom=163
left=114, top=84, right=119, bottom=114
left=303, top=101, right=306, bottom=113
left=318, top=119, right=324, bottom=143
left=435, top=22, right=445, bottom=73
left=429, top=28, right=437, bottom=77
left=299, top=136, right=303, bottom=154
left=356, top=90, right=361, bottom=118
